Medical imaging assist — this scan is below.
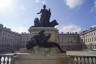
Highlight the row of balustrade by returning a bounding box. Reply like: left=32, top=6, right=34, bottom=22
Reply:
left=87, top=45, right=96, bottom=49
left=0, top=54, right=14, bottom=64
left=70, top=55, right=96, bottom=64
left=0, top=54, right=96, bottom=64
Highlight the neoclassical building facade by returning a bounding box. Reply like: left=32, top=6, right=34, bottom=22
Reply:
left=0, top=24, right=31, bottom=53
left=2, top=24, right=96, bottom=52
left=80, top=27, right=96, bottom=50
left=58, top=32, right=83, bottom=50
left=20, top=33, right=31, bottom=48
left=0, top=24, right=22, bottom=52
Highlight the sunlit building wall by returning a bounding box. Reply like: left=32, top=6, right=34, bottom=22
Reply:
left=80, top=27, right=96, bottom=50
left=58, top=32, right=82, bottom=50
left=0, top=24, right=22, bottom=52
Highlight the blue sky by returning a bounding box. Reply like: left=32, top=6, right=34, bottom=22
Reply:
left=0, top=0, right=96, bottom=33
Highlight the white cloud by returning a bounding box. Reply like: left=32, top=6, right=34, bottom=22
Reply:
left=34, top=0, right=40, bottom=3
left=19, top=5, right=26, bottom=11
left=34, top=0, right=46, bottom=4
left=12, top=26, right=28, bottom=33
left=60, top=24, right=81, bottom=33
left=64, top=0, right=84, bottom=8
left=0, top=0, right=16, bottom=12
left=42, top=0, right=46, bottom=4
left=91, top=25, right=96, bottom=28
left=91, top=1, right=96, bottom=13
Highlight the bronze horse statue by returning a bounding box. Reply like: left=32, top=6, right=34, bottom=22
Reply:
left=26, top=30, right=66, bottom=53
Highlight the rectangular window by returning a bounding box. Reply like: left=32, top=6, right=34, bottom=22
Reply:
left=95, top=37, right=96, bottom=41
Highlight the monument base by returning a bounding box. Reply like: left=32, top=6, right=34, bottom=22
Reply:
left=14, top=53, right=73, bottom=64
left=20, top=47, right=62, bottom=55
left=17, top=48, right=71, bottom=64
left=29, top=27, right=59, bottom=42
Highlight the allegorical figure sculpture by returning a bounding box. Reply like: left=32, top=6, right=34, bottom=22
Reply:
left=26, top=30, right=66, bottom=53
left=33, top=5, right=58, bottom=27
left=37, top=5, right=50, bottom=27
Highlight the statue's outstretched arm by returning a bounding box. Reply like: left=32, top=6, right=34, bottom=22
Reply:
left=48, top=8, right=51, bottom=15
left=37, top=9, right=42, bottom=14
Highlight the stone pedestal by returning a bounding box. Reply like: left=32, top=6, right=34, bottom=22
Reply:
left=20, top=47, right=60, bottom=55
left=29, top=27, right=59, bottom=42
left=17, top=27, right=73, bottom=64
left=18, top=47, right=73, bottom=64
left=14, top=53, right=73, bottom=64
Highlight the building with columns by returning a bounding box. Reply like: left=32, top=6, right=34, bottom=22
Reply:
left=58, top=32, right=83, bottom=50
left=0, top=24, right=22, bottom=53
left=80, top=27, right=96, bottom=50
left=20, top=32, right=31, bottom=48
left=0, top=23, right=92, bottom=53
left=0, top=24, right=32, bottom=53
